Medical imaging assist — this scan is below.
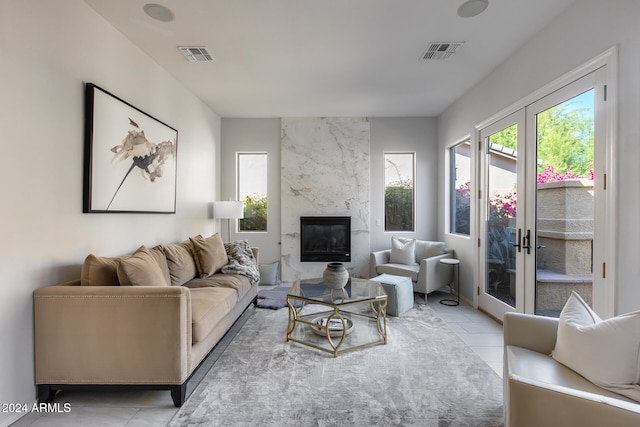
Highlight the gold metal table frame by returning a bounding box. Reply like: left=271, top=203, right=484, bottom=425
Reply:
left=286, top=278, right=388, bottom=357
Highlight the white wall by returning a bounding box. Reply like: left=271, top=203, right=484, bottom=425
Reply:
left=220, top=118, right=282, bottom=263
left=370, top=117, right=439, bottom=251
left=437, top=0, right=640, bottom=314
left=0, top=2, right=221, bottom=424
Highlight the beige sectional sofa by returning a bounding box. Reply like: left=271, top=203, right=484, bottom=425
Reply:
left=33, top=234, right=259, bottom=407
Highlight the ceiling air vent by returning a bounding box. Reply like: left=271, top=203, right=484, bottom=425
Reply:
left=420, top=42, right=464, bottom=60
left=177, top=46, right=215, bottom=62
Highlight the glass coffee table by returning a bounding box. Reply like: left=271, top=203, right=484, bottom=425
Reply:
left=286, top=277, right=388, bottom=357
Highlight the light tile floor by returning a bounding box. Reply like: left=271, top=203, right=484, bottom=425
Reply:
left=11, top=289, right=503, bottom=427
left=425, top=290, right=504, bottom=378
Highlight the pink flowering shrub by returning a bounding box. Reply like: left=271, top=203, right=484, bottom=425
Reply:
left=537, top=166, right=593, bottom=184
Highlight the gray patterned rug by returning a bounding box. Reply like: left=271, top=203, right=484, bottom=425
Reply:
left=169, top=304, right=503, bottom=426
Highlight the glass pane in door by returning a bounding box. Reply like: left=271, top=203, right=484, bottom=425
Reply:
left=535, top=90, right=594, bottom=316
left=485, top=124, right=518, bottom=308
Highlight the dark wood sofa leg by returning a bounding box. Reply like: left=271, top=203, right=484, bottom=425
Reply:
left=170, top=384, right=186, bottom=407
left=37, top=385, right=55, bottom=403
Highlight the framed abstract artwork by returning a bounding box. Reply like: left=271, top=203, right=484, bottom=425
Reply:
left=83, top=83, right=178, bottom=213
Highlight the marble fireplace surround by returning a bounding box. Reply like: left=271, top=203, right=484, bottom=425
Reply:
left=281, top=117, right=370, bottom=283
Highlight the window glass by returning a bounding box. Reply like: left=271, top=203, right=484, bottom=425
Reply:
left=450, top=141, right=471, bottom=235
left=384, top=152, right=415, bottom=232
left=237, top=153, right=267, bottom=232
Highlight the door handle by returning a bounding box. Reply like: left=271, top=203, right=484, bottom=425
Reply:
left=512, top=228, right=522, bottom=253
left=522, top=229, right=532, bottom=255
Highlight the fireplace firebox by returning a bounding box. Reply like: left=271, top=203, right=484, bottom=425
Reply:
left=300, top=216, right=351, bottom=262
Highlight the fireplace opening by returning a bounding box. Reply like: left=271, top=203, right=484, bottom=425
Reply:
left=300, top=216, right=351, bottom=262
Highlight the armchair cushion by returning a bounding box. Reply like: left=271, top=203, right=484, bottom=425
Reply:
left=389, top=237, right=417, bottom=265
left=552, top=291, right=640, bottom=402
left=376, top=263, right=420, bottom=282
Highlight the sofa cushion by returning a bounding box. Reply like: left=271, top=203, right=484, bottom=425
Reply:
left=552, top=291, right=640, bottom=402
left=389, top=237, right=417, bottom=265
left=376, top=263, right=420, bottom=282
left=149, top=245, right=171, bottom=287
left=415, top=240, right=446, bottom=261
left=117, top=246, right=169, bottom=287
left=80, top=254, right=124, bottom=286
left=190, top=287, right=238, bottom=344
left=186, top=273, right=253, bottom=298
left=189, top=233, right=228, bottom=278
left=162, top=240, right=197, bottom=286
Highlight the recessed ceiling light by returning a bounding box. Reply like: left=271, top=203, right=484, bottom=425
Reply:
left=457, top=0, right=488, bottom=18
left=144, top=3, right=175, bottom=22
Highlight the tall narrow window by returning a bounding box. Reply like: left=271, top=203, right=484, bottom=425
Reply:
left=450, top=141, right=471, bottom=235
left=384, top=152, right=415, bottom=232
left=237, top=152, right=267, bottom=232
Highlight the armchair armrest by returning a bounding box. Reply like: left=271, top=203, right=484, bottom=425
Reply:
left=34, top=285, right=192, bottom=385
left=416, top=251, right=454, bottom=295
left=370, top=249, right=391, bottom=278
left=503, top=312, right=558, bottom=355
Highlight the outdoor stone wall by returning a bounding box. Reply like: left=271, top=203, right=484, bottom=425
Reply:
left=536, top=179, right=593, bottom=312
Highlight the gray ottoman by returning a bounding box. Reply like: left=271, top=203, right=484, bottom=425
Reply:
left=371, top=274, right=414, bottom=316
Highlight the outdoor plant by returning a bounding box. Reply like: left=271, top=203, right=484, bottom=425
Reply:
left=239, top=194, right=267, bottom=231
left=455, top=182, right=471, bottom=235
left=385, top=178, right=414, bottom=231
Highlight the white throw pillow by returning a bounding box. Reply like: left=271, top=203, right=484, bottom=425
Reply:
left=389, top=237, right=417, bottom=265
left=552, top=291, right=640, bottom=402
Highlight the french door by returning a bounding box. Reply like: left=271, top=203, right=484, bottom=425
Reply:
left=479, top=67, right=608, bottom=319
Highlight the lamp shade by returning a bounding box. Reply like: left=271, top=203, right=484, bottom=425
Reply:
left=213, top=201, right=244, bottom=219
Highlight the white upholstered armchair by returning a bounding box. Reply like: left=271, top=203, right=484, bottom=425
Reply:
left=370, top=238, right=454, bottom=300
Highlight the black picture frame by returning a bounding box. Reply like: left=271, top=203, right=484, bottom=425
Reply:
left=83, top=83, right=178, bottom=213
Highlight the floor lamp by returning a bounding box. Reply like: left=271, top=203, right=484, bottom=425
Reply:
left=213, top=201, right=244, bottom=242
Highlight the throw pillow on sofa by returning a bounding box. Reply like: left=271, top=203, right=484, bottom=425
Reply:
left=162, top=240, right=198, bottom=286
left=190, top=233, right=228, bottom=278
left=117, top=246, right=169, bottom=287
left=389, top=237, right=417, bottom=265
left=80, top=254, right=125, bottom=286
left=552, top=291, right=640, bottom=402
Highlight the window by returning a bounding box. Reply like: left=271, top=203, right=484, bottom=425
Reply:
left=237, top=153, right=267, bottom=232
left=450, top=141, right=471, bottom=235
left=384, top=152, right=415, bottom=232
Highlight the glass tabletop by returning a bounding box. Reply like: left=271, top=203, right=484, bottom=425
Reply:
left=288, top=277, right=387, bottom=306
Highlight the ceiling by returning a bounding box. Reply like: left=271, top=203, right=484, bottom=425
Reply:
left=84, top=0, right=576, bottom=118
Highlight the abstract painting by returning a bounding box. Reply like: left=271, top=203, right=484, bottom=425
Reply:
left=83, top=83, right=178, bottom=213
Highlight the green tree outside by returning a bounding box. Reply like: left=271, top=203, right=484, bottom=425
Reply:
left=385, top=179, right=414, bottom=231
left=239, top=194, right=267, bottom=231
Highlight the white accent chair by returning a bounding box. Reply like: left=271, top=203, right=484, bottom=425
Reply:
left=370, top=238, right=453, bottom=301
left=503, top=312, right=640, bottom=426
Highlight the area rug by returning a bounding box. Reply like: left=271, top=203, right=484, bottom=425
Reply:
left=169, top=304, right=503, bottom=426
